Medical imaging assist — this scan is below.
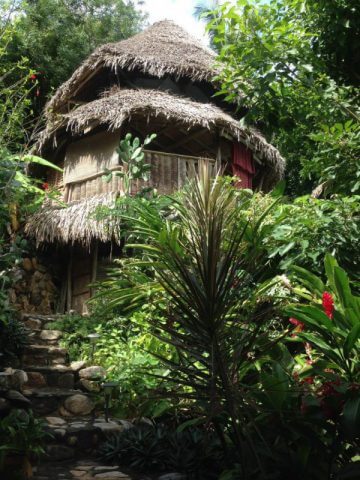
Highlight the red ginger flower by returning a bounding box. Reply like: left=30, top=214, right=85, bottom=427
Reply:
left=322, top=291, right=334, bottom=319
left=302, top=376, right=315, bottom=385
left=29, top=73, right=37, bottom=80
left=42, top=182, right=49, bottom=190
left=289, top=317, right=305, bottom=334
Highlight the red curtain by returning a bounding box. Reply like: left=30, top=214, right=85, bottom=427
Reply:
left=232, top=142, right=255, bottom=189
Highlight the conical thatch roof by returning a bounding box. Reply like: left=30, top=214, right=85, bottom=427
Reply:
left=46, top=20, right=218, bottom=116
left=39, top=88, right=285, bottom=182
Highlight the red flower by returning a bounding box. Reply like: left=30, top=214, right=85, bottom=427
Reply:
left=302, top=377, right=314, bottom=385
left=289, top=318, right=305, bottom=336
left=29, top=74, right=37, bottom=80
left=322, top=291, right=334, bottom=319
left=42, top=182, right=49, bottom=190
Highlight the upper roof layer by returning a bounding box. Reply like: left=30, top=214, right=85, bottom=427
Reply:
left=46, top=20, right=219, bottom=116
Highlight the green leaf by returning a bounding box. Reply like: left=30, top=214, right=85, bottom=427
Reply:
left=343, top=324, right=360, bottom=357
left=291, top=265, right=325, bottom=296
left=176, top=417, right=205, bottom=432
left=334, top=266, right=353, bottom=309
left=271, top=179, right=286, bottom=197
left=324, top=254, right=338, bottom=292
left=22, top=155, right=63, bottom=172
left=343, top=397, right=360, bottom=434
left=285, top=305, right=334, bottom=333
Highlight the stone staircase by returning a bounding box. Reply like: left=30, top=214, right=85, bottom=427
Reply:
left=20, top=313, right=126, bottom=462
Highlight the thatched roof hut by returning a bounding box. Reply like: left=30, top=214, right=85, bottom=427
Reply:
left=27, top=19, right=286, bottom=314
left=46, top=20, right=219, bottom=117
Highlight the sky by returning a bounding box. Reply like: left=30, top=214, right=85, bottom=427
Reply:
left=139, top=0, right=211, bottom=45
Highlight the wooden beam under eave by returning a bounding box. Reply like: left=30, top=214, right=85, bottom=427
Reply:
left=171, top=128, right=206, bottom=149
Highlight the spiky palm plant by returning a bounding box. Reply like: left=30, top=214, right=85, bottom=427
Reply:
left=99, top=162, right=282, bottom=476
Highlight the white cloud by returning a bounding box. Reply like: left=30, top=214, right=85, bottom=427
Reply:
left=139, top=0, right=210, bottom=45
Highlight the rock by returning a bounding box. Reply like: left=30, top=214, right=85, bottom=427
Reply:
left=80, top=378, right=101, bottom=392
left=59, top=405, right=74, bottom=417
left=64, top=394, right=95, bottom=415
left=79, top=366, right=106, bottom=380
left=25, top=318, right=42, bottom=330
left=0, top=372, right=11, bottom=389
left=0, top=397, right=11, bottom=412
left=58, top=373, right=75, bottom=389
left=46, top=444, right=74, bottom=460
left=53, top=428, right=66, bottom=439
left=94, top=473, right=130, bottom=479
left=70, top=471, right=87, bottom=478
left=26, top=371, right=47, bottom=388
left=46, top=416, right=66, bottom=426
left=53, top=364, right=70, bottom=372
left=6, top=389, right=31, bottom=407
left=40, top=330, right=63, bottom=341
left=71, top=361, right=86, bottom=371
left=4, top=368, right=28, bottom=390
left=95, top=422, right=124, bottom=435
left=119, top=419, right=134, bottom=430
left=22, top=258, right=33, bottom=272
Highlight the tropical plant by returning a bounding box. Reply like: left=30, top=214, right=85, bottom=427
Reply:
left=99, top=423, right=224, bottom=478
left=102, top=133, right=157, bottom=196
left=3, top=0, right=147, bottom=107
left=285, top=254, right=360, bottom=428
left=0, top=409, right=50, bottom=478
left=205, top=0, right=360, bottom=195
left=98, top=163, right=287, bottom=476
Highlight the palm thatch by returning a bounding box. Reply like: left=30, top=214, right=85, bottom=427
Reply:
left=25, top=193, right=120, bottom=246
left=39, top=88, right=285, bottom=180
left=46, top=20, right=219, bottom=116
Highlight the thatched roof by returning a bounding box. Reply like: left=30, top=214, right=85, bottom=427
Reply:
left=46, top=20, right=218, bottom=116
left=25, top=193, right=120, bottom=246
left=39, top=88, right=285, bottom=180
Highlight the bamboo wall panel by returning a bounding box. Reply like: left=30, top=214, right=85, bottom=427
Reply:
left=64, top=150, right=214, bottom=201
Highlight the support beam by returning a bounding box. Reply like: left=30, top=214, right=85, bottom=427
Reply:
left=66, top=247, right=73, bottom=312
left=170, top=129, right=206, bottom=149
left=90, top=241, right=99, bottom=297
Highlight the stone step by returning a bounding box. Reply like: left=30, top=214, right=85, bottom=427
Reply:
left=22, top=344, right=68, bottom=366
left=23, top=387, right=95, bottom=417
left=21, top=313, right=64, bottom=331
left=42, top=416, right=129, bottom=461
left=25, top=365, right=75, bottom=389
left=28, top=329, right=63, bottom=346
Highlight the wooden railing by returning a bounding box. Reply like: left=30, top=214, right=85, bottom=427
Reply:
left=62, top=150, right=215, bottom=202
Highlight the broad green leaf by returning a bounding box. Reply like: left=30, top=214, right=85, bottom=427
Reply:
left=343, top=324, right=360, bottom=357
left=291, top=265, right=325, bottom=296
left=23, top=154, right=63, bottom=172
left=324, top=253, right=338, bottom=292
left=285, top=305, right=334, bottom=332
left=343, top=397, right=360, bottom=434
left=334, top=266, right=353, bottom=309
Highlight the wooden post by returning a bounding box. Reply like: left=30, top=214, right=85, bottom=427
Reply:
left=90, top=241, right=98, bottom=297
left=216, top=132, right=222, bottom=173
left=66, top=247, right=73, bottom=312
